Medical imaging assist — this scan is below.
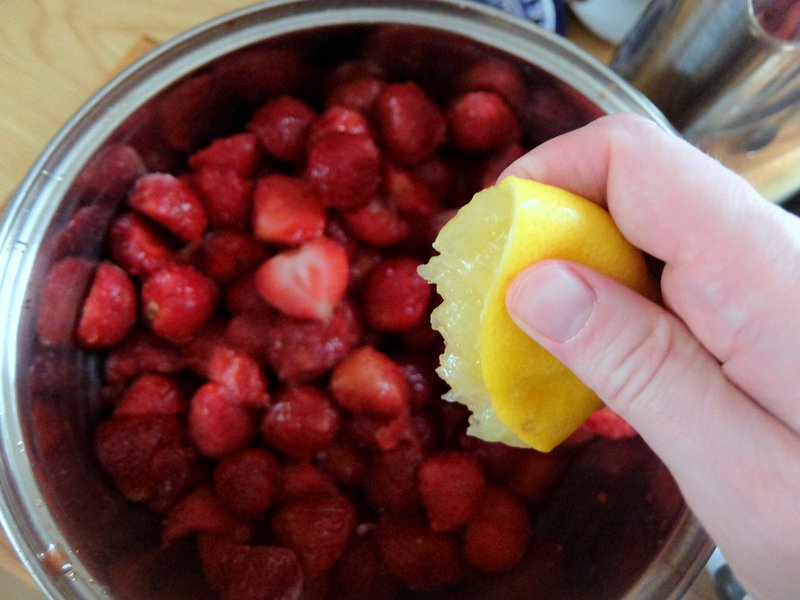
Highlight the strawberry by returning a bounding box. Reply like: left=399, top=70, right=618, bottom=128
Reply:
left=36, top=257, right=96, bottom=347
left=74, top=143, right=147, bottom=201
left=331, top=535, right=403, bottom=600
left=213, top=448, right=280, bottom=520
left=362, top=257, right=432, bottom=332
left=212, top=44, right=304, bottom=104
left=383, top=163, right=438, bottom=217
left=272, top=493, right=357, bottom=573
left=307, top=106, right=371, bottom=146
left=108, top=212, right=178, bottom=278
left=275, top=463, right=339, bottom=506
left=188, top=382, right=258, bottom=458
left=342, top=197, right=410, bottom=247
left=156, top=72, right=230, bottom=153
left=462, top=487, right=531, bottom=572
left=76, top=261, right=137, bottom=348
left=459, top=434, right=527, bottom=483
left=418, top=451, right=486, bottom=532
left=141, top=265, right=218, bottom=343
left=188, top=132, right=261, bottom=176
left=252, top=174, right=326, bottom=245
left=114, top=373, right=185, bottom=417
left=315, top=443, right=366, bottom=488
left=198, top=230, right=269, bottom=285
left=198, top=535, right=303, bottom=600
left=207, top=346, right=270, bottom=408
left=305, top=132, right=382, bottom=210
left=254, top=237, right=348, bottom=321
left=375, top=517, right=466, bottom=591
left=94, top=414, right=191, bottom=505
left=161, top=486, right=251, bottom=548
left=447, top=91, right=521, bottom=153
left=325, top=77, right=385, bottom=114
left=374, top=82, right=446, bottom=165
left=330, top=346, right=408, bottom=418
left=456, top=58, right=528, bottom=111
left=129, top=173, right=208, bottom=242
left=584, top=406, right=638, bottom=439
left=506, top=450, right=568, bottom=506
left=104, top=329, right=186, bottom=384
left=225, top=274, right=274, bottom=316
left=261, top=386, right=340, bottom=460
left=364, top=441, right=424, bottom=514
left=247, top=95, right=316, bottom=162
left=193, top=167, right=253, bottom=230
left=479, top=142, right=526, bottom=189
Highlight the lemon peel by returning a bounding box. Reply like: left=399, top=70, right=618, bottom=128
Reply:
left=418, top=176, right=655, bottom=451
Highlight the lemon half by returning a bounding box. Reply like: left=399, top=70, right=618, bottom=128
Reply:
left=419, top=176, right=655, bottom=452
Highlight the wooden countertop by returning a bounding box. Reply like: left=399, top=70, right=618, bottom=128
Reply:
left=0, top=1, right=718, bottom=598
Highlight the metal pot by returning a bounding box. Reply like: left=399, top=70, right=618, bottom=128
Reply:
left=0, top=1, right=712, bottom=599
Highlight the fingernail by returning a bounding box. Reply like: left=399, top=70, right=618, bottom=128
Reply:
left=507, top=264, right=596, bottom=343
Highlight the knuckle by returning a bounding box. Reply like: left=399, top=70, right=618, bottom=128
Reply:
left=597, top=313, right=679, bottom=414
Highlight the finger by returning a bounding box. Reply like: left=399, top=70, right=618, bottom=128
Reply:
left=501, top=112, right=800, bottom=433
left=506, top=259, right=800, bottom=599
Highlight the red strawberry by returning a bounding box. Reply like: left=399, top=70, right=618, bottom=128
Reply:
left=456, top=58, right=528, bottom=111
left=76, top=261, right=137, bottom=348
left=156, top=73, right=229, bottom=153
left=463, top=487, right=531, bottom=572
left=331, top=535, right=403, bottom=600
left=141, top=265, right=218, bottom=343
left=129, top=173, right=208, bottom=242
left=411, top=157, right=459, bottom=202
left=74, top=143, right=147, bottom=201
left=188, top=382, right=258, bottom=458
left=36, top=257, right=97, bottom=347
left=308, top=106, right=371, bottom=146
left=506, top=450, right=568, bottom=506
left=447, top=91, right=521, bottom=153
left=272, top=493, right=357, bottom=573
left=330, top=346, right=408, bottom=418
left=193, top=167, right=253, bottom=230
left=188, top=132, right=261, bottom=176
left=364, top=441, right=424, bottom=514
left=225, top=275, right=274, bottom=316
left=198, top=230, right=269, bottom=285
left=342, top=197, right=410, bottom=247
left=383, top=163, right=438, bottom=217
left=252, top=174, right=326, bottom=245
left=198, top=535, right=303, bottom=600
left=397, top=355, right=440, bottom=412
left=213, top=448, right=280, bottom=520
left=325, top=59, right=385, bottom=89
left=584, top=406, right=638, bottom=439
left=247, top=95, right=316, bottom=162
left=261, top=386, right=340, bottom=460
left=362, top=257, right=432, bottom=332
left=208, top=346, right=270, bottom=408
left=254, top=237, right=348, bottom=321
left=305, top=132, right=382, bottom=210
left=276, top=463, right=339, bottom=505
left=108, top=212, right=178, bottom=278
left=94, top=414, right=190, bottom=505
left=114, top=373, right=185, bottom=417
left=212, top=44, right=304, bottom=104
left=325, top=77, right=385, bottom=114
left=459, top=434, right=527, bottom=483
left=161, top=487, right=251, bottom=548
left=375, top=517, right=466, bottom=591
left=418, top=451, right=486, bottom=532
left=104, top=329, right=186, bottom=384
left=315, top=443, right=366, bottom=488
left=375, top=82, right=446, bottom=165
left=478, top=142, right=526, bottom=189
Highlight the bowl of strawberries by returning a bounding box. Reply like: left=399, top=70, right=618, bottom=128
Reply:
left=0, top=1, right=711, bottom=599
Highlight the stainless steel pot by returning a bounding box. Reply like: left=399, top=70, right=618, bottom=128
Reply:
left=0, top=2, right=712, bottom=599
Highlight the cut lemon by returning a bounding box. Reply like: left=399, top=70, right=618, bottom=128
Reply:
left=418, top=176, right=656, bottom=452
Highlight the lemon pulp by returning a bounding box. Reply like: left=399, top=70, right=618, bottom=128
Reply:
left=418, top=176, right=655, bottom=451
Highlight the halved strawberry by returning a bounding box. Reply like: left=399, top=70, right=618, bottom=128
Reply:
left=252, top=175, right=326, bottom=245
left=128, top=173, right=208, bottom=242
left=254, top=237, right=348, bottom=320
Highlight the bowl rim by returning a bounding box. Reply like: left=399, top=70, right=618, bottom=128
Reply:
left=0, top=1, right=700, bottom=599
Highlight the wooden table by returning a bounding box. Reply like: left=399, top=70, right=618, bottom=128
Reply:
left=0, top=2, right=718, bottom=598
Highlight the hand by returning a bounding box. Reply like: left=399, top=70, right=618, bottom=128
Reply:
left=501, top=113, right=800, bottom=600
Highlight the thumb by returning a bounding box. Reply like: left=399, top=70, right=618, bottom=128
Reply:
left=505, top=260, right=769, bottom=477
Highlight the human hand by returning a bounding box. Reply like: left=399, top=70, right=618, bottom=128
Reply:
left=501, top=113, right=800, bottom=599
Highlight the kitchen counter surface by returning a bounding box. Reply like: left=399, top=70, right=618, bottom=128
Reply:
left=0, top=2, right=719, bottom=599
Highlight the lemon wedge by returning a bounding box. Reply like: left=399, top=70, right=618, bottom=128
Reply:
left=418, top=176, right=655, bottom=451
